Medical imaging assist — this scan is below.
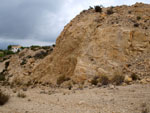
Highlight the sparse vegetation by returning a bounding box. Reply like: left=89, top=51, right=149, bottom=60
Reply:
left=17, top=92, right=26, bottom=98
left=0, top=91, right=9, bottom=105
left=7, top=45, right=12, bottom=50
left=134, top=23, right=139, bottom=27
left=91, top=74, right=110, bottom=85
left=141, top=103, right=149, bottom=113
left=42, top=46, right=51, bottom=50
left=0, top=50, right=14, bottom=58
left=0, top=47, right=14, bottom=58
left=57, top=75, right=70, bottom=85
left=20, top=58, right=27, bottom=65
left=5, top=61, right=10, bottom=69
left=111, top=72, right=125, bottom=85
left=91, top=76, right=99, bottom=85
left=94, top=5, right=103, bottom=13
left=128, top=11, right=132, bottom=14
left=142, top=108, right=149, bottom=113
left=0, top=62, right=9, bottom=81
left=0, top=73, right=5, bottom=81
left=34, top=51, right=48, bottom=59
left=52, top=44, right=56, bottom=47
left=67, top=82, right=72, bottom=90
left=99, top=74, right=109, bottom=85
left=131, top=73, right=139, bottom=80
left=106, top=7, right=114, bottom=15
left=1, top=3, right=150, bottom=113
left=78, top=84, right=84, bottom=90
left=0, top=51, right=4, bottom=57
left=137, top=16, right=141, bottom=20
left=88, top=6, right=93, bottom=10
left=30, top=45, right=41, bottom=51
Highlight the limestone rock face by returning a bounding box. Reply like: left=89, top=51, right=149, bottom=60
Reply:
left=0, top=47, right=52, bottom=85
left=30, top=3, right=150, bottom=85
left=1, top=3, right=150, bottom=86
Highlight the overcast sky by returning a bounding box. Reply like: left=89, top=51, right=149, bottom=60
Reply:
left=0, top=0, right=150, bottom=49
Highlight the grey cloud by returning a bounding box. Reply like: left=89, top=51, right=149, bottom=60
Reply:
left=0, top=0, right=150, bottom=49
left=0, top=0, right=65, bottom=41
left=0, top=41, right=17, bottom=50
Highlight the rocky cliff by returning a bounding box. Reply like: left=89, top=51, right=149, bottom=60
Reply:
left=1, top=3, right=150, bottom=86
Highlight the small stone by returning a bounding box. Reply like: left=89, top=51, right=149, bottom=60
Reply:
left=40, top=90, right=46, bottom=94
left=124, top=75, right=132, bottom=84
left=78, top=101, right=85, bottom=105
left=122, top=83, right=127, bottom=86
left=109, top=85, right=115, bottom=89
left=140, top=79, right=147, bottom=84
left=146, top=78, right=150, bottom=82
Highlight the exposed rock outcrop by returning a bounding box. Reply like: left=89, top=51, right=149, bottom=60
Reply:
left=1, top=3, right=150, bottom=86
left=30, top=3, right=150, bottom=85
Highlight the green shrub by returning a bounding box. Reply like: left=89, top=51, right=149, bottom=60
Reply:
left=0, top=91, right=9, bottom=105
left=21, top=46, right=27, bottom=50
left=42, top=46, right=51, bottom=50
left=94, top=5, right=102, bottom=13
left=0, top=53, right=4, bottom=57
left=107, top=7, right=114, bottom=15
left=30, top=45, right=41, bottom=51
left=111, top=72, right=125, bottom=85
left=7, top=45, right=12, bottom=50
left=0, top=50, right=14, bottom=58
left=3, top=50, right=14, bottom=55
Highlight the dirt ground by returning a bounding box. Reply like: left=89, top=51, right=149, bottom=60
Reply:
left=0, top=84, right=150, bottom=113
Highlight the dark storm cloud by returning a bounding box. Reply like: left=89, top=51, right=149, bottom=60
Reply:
left=0, top=0, right=64, bottom=40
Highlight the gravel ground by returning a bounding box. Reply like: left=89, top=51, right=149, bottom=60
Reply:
left=0, top=84, right=150, bottom=113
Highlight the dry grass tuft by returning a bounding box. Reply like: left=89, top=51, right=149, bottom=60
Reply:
left=94, top=6, right=102, bottom=13
left=131, top=73, right=139, bottom=81
left=111, top=71, right=125, bottom=85
left=91, top=76, right=99, bottom=85
left=91, top=74, right=110, bottom=86
left=0, top=90, right=9, bottom=105
left=57, top=75, right=70, bottom=85
left=99, top=74, right=109, bottom=85
left=17, top=92, right=26, bottom=98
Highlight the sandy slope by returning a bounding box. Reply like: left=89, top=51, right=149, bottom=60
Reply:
left=0, top=84, right=150, bottom=113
